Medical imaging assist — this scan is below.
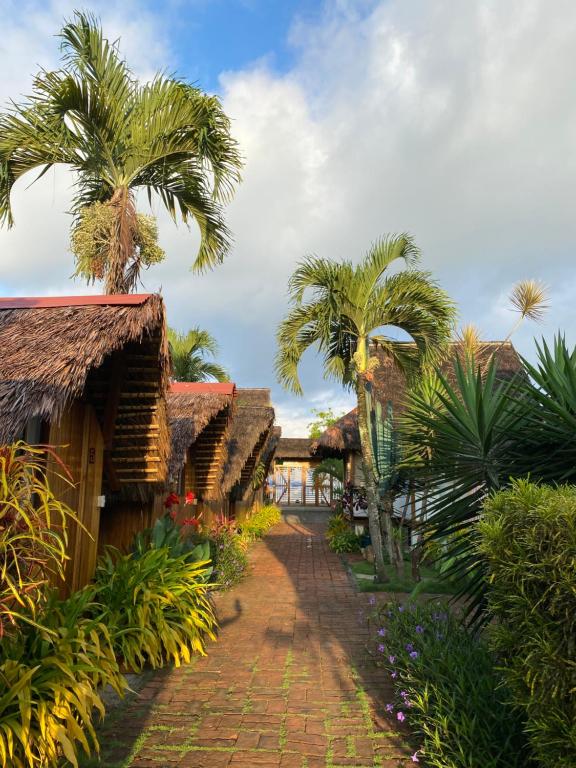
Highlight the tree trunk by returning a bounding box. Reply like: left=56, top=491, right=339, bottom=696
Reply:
left=411, top=480, right=427, bottom=582
left=356, top=379, right=388, bottom=582
left=105, top=187, right=138, bottom=294
left=381, top=491, right=401, bottom=574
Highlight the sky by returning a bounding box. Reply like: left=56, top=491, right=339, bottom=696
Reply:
left=1, top=0, right=575, bottom=436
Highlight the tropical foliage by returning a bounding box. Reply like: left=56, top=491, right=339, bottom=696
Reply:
left=312, top=457, right=344, bottom=485
left=240, top=503, right=282, bottom=541
left=0, top=12, right=242, bottom=293
left=168, top=326, right=230, bottom=382
left=132, top=511, right=212, bottom=579
left=326, top=513, right=362, bottom=553
left=209, top=520, right=250, bottom=589
left=0, top=588, right=125, bottom=768
left=400, top=335, right=576, bottom=622
left=0, top=442, right=77, bottom=637
left=368, top=601, right=532, bottom=768
left=276, top=234, right=455, bottom=580
left=307, top=408, right=344, bottom=438
left=479, top=481, right=576, bottom=768
left=91, top=547, right=216, bottom=671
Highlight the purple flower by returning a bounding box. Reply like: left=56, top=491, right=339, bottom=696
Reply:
left=397, top=711, right=406, bottom=722
left=405, top=643, right=414, bottom=652
left=415, top=625, right=424, bottom=634
left=400, top=690, right=408, bottom=699
left=398, top=605, right=405, bottom=612
left=378, top=627, right=386, bottom=637
left=378, top=644, right=385, bottom=653
left=388, top=655, right=396, bottom=664
left=410, top=651, right=419, bottom=659
left=411, top=752, right=420, bottom=763
left=385, top=703, right=394, bottom=713
left=368, top=596, right=376, bottom=606
left=391, top=671, right=398, bottom=679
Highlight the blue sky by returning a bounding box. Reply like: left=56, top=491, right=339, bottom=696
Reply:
left=163, top=0, right=322, bottom=90
left=1, top=0, right=575, bottom=435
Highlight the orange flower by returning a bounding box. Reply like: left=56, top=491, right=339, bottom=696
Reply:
left=185, top=491, right=196, bottom=505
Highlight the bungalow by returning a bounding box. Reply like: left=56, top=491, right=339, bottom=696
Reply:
left=168, top=381, right=236, bottom=525
left=270, top=437, right=340, bottom=506
left=0, top=294, right=170, bottom=592
left=221, top=388, right=275, bottom=519
left=314, top=341, right=524, bottom=515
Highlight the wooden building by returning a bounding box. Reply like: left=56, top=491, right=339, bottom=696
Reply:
left=221, top=388, right=275, bottom=519
left=168, top=382, right=236, bottom=525
left=0, top=294, right=170, bottom=592
left=270, top=437, right=339, bottom=507
left=314, top=340, right=524, bottom=488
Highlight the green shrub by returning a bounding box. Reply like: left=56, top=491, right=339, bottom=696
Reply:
left=368, top=601, right=532, bottom=768
left=328, top=529, right=362, bottom=553
left=478, top=480, right=576, bottom=768
left=91, top=547, right=216, bottom=672
left=132, top=513, right=213, bottom=580
left=0, top=588, right=125, bottom=768
left=0, top=442, right=78, bottom=636
left=210, top=523, right=249, bottom=588
left=326, top=512, right=362, bottom=553
left=240, top=504, right=282, bottom=541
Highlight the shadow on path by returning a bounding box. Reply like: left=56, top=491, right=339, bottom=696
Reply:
left=83, top=510, right=416, bottom=768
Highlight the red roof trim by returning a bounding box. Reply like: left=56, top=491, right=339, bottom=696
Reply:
left=170, top=382, right=236, bottom=396
left=0, top=294, right=152, bottom=309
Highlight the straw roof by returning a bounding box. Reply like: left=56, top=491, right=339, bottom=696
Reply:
left=259, top=426, right=282, bottom=476
left=0, top=294, right=170, bottom=485
left=222, top=388, right=275, bottom=494
left=314, top=341, right=523, bottom=454
left=275, top=437, right=315, bottom=460
left=168, top=382, right=236, bottom=490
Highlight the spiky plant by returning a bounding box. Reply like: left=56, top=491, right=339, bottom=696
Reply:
left=0, top=12, right=242, bottom=293
left=168, top=326, right=229, bottom=382
left=276, top=235, right=456, bottom=581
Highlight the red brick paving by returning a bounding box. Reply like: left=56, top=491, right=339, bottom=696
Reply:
left=94, top=511, right=415, bottom=767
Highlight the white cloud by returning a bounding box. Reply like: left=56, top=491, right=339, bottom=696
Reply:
left=1, top=0, right=576, bottom=435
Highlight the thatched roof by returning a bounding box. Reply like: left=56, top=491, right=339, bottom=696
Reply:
left=259, top=426, right=282, bottom=476
left=314, top=341, right=523, bottom=454
left=222, top=388, right=275, bottom=494
left=168, top=382, right=236, bottom=489
left=275, top=437, right=315, bottom=460
left=0, top=294, right=170, bottom=485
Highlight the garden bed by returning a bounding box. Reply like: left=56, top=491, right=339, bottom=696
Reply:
left=348, top=559, right=458, bottom=595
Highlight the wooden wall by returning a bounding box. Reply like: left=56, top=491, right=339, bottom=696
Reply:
left=99, top=493, right=164, bottom=553
left=47, top=402, right=104, bottom=595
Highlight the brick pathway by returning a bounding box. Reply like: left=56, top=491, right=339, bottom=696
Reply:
left=94, top=511, right=415, bottom=768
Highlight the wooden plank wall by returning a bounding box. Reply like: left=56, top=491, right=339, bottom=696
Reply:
left=47, top=402, right=104, bottom=594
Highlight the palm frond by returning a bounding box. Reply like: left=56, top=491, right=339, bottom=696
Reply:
left=509, top=279, right=549, bottom=321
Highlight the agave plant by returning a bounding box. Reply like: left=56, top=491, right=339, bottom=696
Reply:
left=400, top=356, right=525, bottom=622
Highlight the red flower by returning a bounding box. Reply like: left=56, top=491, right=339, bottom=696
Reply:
left=182, top=517, right=199, bottom=527
left=185, top=491, right=196, bottom=505
left=164, top=492, right=180, bottom=509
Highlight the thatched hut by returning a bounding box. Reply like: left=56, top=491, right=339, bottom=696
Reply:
left=314, top=340, right=524, bottom=485
left=0, top=294, right=170, bottom=592
left=221, top=388, right=275, bottom=519
left=269, top=437, right=338, bottom=506
left=167, top=382, right=236, bottom=525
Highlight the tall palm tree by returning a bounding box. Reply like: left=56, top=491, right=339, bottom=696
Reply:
left=0, top=12, right=242, bottom=293
left=276, top=235, right=455, bottom=581
left=168, top=327, right=230, bottom=383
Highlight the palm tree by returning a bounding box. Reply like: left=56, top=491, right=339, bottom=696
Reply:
left=168, top=327, right=229, bottom=383
left=0, top=12, right=242, bottom=293
left=276, top=235, right=455, bottom=581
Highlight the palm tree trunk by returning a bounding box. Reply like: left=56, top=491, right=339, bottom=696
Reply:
left=105, top=187, right=138, bottom=294
left=380, top=491, right=400, bottom=573
left=356, top=379, right=388, bottom=582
